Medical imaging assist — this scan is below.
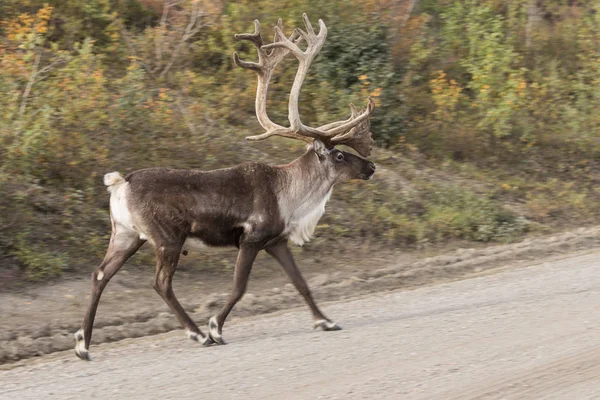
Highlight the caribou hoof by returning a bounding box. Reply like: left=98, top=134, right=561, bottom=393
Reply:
left=313, top=319, right=342, bottom=331
left=186, top=330, right=214, bottom=346
left=208, top=316, right=226, bottom=345
left=74, top=329, right=90, bottom=361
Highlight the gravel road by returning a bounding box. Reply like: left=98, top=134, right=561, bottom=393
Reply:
left=1, top=250, right=598, bottom=399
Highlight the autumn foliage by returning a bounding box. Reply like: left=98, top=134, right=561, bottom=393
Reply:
left=0, top=0, right=598, bottom=280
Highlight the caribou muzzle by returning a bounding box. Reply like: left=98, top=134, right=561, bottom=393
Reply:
left=360, top=161, right=376, bottom=180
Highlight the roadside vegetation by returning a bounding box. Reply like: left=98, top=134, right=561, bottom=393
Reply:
left=1, top=0, right=598, bottom=282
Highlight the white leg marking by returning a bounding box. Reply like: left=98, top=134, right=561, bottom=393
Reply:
left=313, top=319, right=342, bottom=331
left=96, top=271, right=104, bottom=281
left=186, top=329, right=195, bottom=340
left=186, top=329, right=213, bottom=346
left=74, top=329, right=90, bottom=360
left=208, top=316, right=226, bottom=345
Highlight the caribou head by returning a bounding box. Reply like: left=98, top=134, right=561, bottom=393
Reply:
left=311, top=140, right=376, bottom=182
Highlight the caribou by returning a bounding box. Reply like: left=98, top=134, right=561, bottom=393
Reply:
left=74, top=13, right=376, bottom=360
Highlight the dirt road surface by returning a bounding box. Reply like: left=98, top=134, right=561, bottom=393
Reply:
left=1, top=250, right=598, bottom=399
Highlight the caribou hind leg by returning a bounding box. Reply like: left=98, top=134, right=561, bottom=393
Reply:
left=208, top=244, right=259, bottom=344
left=75, top=227, right=145, bottom=360
left=153, top=242, right=213, bottom=346
left=266, top=240, right=341, bottom=331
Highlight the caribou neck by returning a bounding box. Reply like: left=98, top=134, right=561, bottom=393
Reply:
left=273, top=151, right=335, bottom=246
left=276, top=150, right=335, bottom=212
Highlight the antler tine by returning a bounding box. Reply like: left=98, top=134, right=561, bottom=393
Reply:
left=269, top=19, right=299, bottom=56
left=258, top=14, right=375, bottom=149
left=260, top=13, right=327, bottom=132
left=235, top=14, right=376, bottom=157
left=262, top=14, right=327, bottom=60
left=245, top=127, right=313, bottom=143
left=300, top=12, right=316, bottom=37
left=328, top=98, right=375, bottom=156
left=315, top=104, right=360, bottom=131
left=329, top=98, right=375, bottom=141
left=234, top=19, right=302, bottom=71
left=234, top=19, right=304, bottom=134
left=232, top=20, right=264, bottom=73
left=314, top=97, right=375, bottom=137
left=234, top=20, right=263, bottom=46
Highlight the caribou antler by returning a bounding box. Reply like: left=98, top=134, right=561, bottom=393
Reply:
left=233, top=13, right=375, bottom=157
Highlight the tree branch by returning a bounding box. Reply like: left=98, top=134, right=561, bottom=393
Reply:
left=174, top=92, right=197, bottom=136
left=116, top=19, right=156, bottom=79
left=16, top=51, right=42, bottom=132
left=159, top=1, right=205, bottom=79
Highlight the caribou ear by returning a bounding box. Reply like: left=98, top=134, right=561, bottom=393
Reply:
left=312, top=139, right=329, bottom=159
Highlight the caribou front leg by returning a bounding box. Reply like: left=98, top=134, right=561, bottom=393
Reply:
left=208, top=244, right=259, bottom=344
left=265, top=240, right=341, bottom=331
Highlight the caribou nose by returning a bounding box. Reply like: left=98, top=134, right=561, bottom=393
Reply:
left=369, top=162, right=376, bottom=171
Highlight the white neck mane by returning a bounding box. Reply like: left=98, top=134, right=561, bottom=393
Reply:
left=286, top=187, right=333, bottom=246
left=277, top=153, right=335, bottom=246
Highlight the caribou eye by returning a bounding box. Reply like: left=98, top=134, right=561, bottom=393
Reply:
left=335, top=152, right=344, bottom=162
